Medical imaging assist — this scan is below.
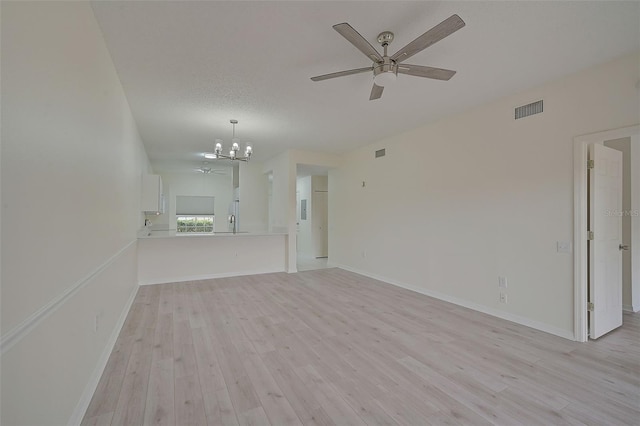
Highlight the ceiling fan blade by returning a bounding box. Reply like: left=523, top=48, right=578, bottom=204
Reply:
left=397, top=64, right=456, bottom=80
left=390, top=14, right=465, bottom=63
left=369, top=83, right=384, bottom=100
left=333, top=23, right=384, bottom=63
left=310, top=66, right=372, bottom=82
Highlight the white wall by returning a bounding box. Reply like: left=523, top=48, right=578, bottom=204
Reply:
left=263, top=151, right=295, bottom=270
left=156, top=171, right=233, bottom=233
left=1, top=2, right=150, bottom=424
left=239, top=161, right=269, bottom=232
left=330, top=51, right=640, bottom=339
left=263, top=152, right=291, bottom=234
left=604, top=138, right=633, bottom=311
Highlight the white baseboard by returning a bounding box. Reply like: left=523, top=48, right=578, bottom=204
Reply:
left=333, top=264, right=575, bottom=341
left=68, top=285, right=138, bottom=426
left=623, top=304, right=637, bottom=313
left=139, top=267, right=286, bottom=286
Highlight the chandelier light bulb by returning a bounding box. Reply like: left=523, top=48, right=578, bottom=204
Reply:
left=205, top=120, right=253, bottom=163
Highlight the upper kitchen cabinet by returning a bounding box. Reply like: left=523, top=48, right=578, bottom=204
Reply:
left=142, top=174, right=164, bottom=214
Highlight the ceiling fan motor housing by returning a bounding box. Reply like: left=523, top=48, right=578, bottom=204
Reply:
left=373, top=56, right=398, bottom=86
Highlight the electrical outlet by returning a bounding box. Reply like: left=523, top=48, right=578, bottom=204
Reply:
left=499, top=293, right=508, bottom=304
left=361, top=250, right=366, bottom=258
left=498, top=276, right=508, bottom=289
left=94, top=314, right=99, bottom=333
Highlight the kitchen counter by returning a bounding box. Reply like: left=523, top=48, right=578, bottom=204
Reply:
left=137, top=230, right=288, bottom=285
left=138, top=229, right=287, bottom=239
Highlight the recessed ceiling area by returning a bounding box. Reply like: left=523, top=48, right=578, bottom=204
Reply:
left=90, top=1, right=640, bottom=172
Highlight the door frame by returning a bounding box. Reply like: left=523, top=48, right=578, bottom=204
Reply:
left=573, top=125, right=639, bottom=342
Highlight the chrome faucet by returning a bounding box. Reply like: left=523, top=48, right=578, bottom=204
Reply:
left=229, top=214, right=236, bottom=234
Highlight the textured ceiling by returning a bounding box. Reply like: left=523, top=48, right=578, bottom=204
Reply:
left=91, top=1, right=640, bottom=173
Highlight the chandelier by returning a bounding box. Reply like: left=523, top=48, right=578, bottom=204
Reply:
left=204, top=119, right=252, bottom=162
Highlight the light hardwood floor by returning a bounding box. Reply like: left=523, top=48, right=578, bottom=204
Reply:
left=296, top=256, right=330, bottom=272
left=82, top=268, right=640, bottom=425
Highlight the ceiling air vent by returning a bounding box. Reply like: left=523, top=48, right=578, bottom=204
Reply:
left=515, top=100, right=543, bottom=120
left=375, top=148, right=386, bottom=158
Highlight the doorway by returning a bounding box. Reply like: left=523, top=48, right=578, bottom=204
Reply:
left=296, top=165, right=331, bottom=272
left=603, top=138, right=633, bottom=313
left=574, top=125, right=640, bottom=342
left=313, top=190, right=328, bottom=258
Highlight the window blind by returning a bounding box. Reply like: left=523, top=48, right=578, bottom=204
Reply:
left=176, top=195, right=215, bottom=215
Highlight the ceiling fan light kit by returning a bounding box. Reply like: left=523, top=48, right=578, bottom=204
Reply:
left=204, top=119, right=252, bottom=162
left=311, top=15, right=465, bottom=100
left=373, top=58, right=398, bottom=87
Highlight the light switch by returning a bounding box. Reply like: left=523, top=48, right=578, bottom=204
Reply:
left=557, top=241, right=572, bottom=253
left=498, top=276, right=507, bottom=289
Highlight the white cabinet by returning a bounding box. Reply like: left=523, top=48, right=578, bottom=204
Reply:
left=142, top=174, right=164, bottom=214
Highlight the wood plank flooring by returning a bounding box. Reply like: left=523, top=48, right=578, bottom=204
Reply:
left=82, top=268, right=640, bottom=425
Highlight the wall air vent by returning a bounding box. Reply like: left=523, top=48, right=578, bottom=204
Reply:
left=375, top=148, right=386, bottom=158
left=515, top=100, right=543, bottom=120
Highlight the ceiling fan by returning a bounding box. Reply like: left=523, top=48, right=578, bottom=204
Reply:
left=195, top=161, right=227, bottom=175
left=311, top=15, right=465, bottom=100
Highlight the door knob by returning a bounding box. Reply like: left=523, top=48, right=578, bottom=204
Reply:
left=619, top=244, right=629, bottom=251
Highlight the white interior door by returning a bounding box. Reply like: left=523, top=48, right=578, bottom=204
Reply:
left=589, top=144, right=623, bottom=339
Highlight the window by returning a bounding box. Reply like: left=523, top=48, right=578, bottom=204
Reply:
left=177, top=215, right=214, bottom=233
left=175, top=195, right=215, bottom=233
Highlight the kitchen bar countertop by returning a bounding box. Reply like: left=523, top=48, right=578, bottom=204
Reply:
left=138, top=229, right=287, bottom=239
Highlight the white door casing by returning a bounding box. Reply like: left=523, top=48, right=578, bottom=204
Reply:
left=589, top=144, right=623, bottom=339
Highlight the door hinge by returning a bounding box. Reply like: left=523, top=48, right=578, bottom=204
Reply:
left=588, top=231, right=594, bottom=240
left=587, top=160, right=594, bottom=169
left=587, top=302, right=594, bottom=311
